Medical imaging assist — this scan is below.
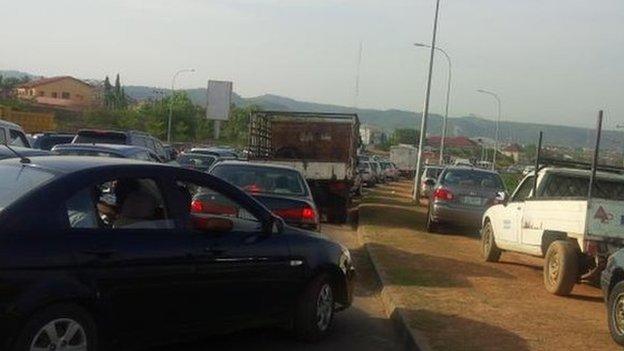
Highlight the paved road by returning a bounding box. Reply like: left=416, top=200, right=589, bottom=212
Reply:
left=148, top=223, right=404, bottom=351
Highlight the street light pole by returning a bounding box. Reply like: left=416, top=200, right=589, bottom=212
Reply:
left=413, top=0, right=442, bottom=200
left=477, top=89, right=501, bottom=171
left=617, top=124, right=624, bottom=167
left=167, top=68, right=195, bottom=143
left=414, top=43, right=452, bottom=165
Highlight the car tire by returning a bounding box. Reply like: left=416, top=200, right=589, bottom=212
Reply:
left=425, top=204, right=439, bottom=233
left=608, top=281, right=624, bottom=346
left=294, top=273, right=335, bottom=342
left=481, top=221, right=501, bottom=262
left=12, top=303, right=98, bottom=351
left=543, top=240, right=579, bottom=296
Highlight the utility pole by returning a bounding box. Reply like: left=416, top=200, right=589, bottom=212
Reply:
left=413, top=0, right=442, bottom=200
left=477, top=89, right=501, bottom=171
left=617, top=124, right=624, bottom=167
left=167, top=68, right=195, bottom=143
left=414, top=43, right=452, bottom=165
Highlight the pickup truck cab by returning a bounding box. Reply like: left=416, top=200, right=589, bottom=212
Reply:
left=481, top=167, right=624, bottom=296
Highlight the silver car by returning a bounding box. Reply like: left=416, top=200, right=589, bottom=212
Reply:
left=426, top=166, right=505, bottom=232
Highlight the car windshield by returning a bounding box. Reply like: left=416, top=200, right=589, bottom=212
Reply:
left=212, top=164, right=306, bottom=196
left=178, top=154, right=216, bottom=169
left=74, top=132, right=127, bottom=145
left=441, top=169, right=503, bottom=189
left=0, top=166, right=56, bottom=211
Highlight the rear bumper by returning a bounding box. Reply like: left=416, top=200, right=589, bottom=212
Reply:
left=431, top=203, right=485, bottom=227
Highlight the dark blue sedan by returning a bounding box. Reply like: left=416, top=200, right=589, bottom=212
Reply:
left=0, top=156, right=354, bottom=351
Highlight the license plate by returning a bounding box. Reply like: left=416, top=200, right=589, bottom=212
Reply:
left=462, top=196, right=482, bottom=205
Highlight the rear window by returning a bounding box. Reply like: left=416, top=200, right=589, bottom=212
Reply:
left=178, top=154, right=216, bottom=169
left=542, top=174, right=624, bottom=200
left=441, top=169, right=503, bottom=189
left=211, top=165, right=307, bottom=196
left=0, top=166, right=55, bottom=211
left=74, top=131, right=127, bottom=145
left=55, top=149, right=123, bottom=158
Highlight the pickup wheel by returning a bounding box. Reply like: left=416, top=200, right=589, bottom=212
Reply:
left=481, top=221, right=501, bottom=262
left=543, top=240, right=579, bottom=296
left=608, top=281, right=624, bottom=346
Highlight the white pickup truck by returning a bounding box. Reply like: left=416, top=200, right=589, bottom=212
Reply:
left=481, top=167, right=624, bottom=295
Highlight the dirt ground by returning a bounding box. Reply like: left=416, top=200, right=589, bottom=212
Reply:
left=359, top=180, right=617, bottom=351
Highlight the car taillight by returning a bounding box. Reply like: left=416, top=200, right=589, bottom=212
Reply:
left=274, top=206, right=317, bottom=222
left=433, top=188, right=454, bottom=201
left=191, top=199, right=203, bottom=212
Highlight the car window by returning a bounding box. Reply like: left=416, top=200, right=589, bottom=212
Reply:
left=511, top=176, right=534, bottom=202
left=9, top=129, right=28, bottom=147
left=178, top=154, right=216, bottom=170
left=0, top=166, right=56, bottom=211
left=441, top=169, right=503, bottom=189
left=65, top=178, right=174, bottom=229
left=74, top=132, right=127, bottom=144
left=132, top=151, right=152, bottom=161
left=541, top=174, right=624, bottom=200
left=210, top=164, right=307, bottom=196
left=176, top=180, right=260, bottom=233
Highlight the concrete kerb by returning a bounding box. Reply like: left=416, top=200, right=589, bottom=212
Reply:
left=356, top=210, right=432, bottom=351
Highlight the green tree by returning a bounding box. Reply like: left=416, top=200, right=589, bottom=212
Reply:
left=390, top=128, right=419, bottom=145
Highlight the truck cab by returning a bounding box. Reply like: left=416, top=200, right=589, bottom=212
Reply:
left=0, top=119, right=30, bottom=148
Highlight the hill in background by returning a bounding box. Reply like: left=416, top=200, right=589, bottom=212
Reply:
left=124, top=85, right=615, bottom=149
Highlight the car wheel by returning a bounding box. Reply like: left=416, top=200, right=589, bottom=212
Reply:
left=13, top=303, right=98, bottom=351
left=294, top=273, right=335, bottom=342
left=608, top=281, right=624, bottom=346
left=481, top=221, right=501, bottom=262
left=425, top=204, right=438, bottom=233
left=543, top=240, right=579, bottom=296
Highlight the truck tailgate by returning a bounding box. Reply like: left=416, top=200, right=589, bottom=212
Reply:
left=253, top=160, right=349, bottom=180
left=587, top=199, right=624, bottom=239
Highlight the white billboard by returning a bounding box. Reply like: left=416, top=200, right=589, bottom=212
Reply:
left=206, top=80, right=233, bottom=121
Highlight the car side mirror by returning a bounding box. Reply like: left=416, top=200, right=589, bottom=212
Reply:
left=495, top=191, right=507, bottom=205
left=424, top=179, right=436, bottom=187
left=192, top=216, right=234, bottom=233
left=270, top=216, right=285, bottom=235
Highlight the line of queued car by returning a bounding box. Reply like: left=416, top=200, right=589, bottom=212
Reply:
left=0, top=122, right=355, bottom=351
left=357, top=155, right=400, bottom=187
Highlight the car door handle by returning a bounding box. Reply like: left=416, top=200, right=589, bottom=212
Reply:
left=81, top=250, right=117, bottom=258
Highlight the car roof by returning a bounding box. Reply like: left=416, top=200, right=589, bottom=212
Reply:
left=211, top=160, right=301, bottom=172
left=0, top=119, right=24, bottom=130
left=443, top=165, right=499, bottom=174
left=0, top=146, right=51, bottom=158
left=0, top=155, right=163, bottom=175
left=53, top=143, right=151, bottom=155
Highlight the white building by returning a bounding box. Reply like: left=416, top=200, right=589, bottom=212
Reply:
left=360, top=124, right=386, bottom=145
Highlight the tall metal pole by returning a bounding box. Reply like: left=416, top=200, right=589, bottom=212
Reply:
left=587, top=111, right=604, bottom=200
left=167, top=68, right=195, bottom=143
left=414, top=43, right=452, bottom=165
left=617, top=124, right=624, bottom=167
left=477, top=89, right=501, bottom=170
left=413, top=0, right=442, bottom=200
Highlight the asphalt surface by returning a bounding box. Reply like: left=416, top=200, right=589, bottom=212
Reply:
left=148, top=223, right=404, bottom=351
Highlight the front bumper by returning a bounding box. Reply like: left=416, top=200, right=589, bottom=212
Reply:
left=431, top=202, right=485, bottom=227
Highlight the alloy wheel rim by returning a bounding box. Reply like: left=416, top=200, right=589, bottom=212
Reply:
left=30, top=318, right=87, bottom=351
left=614, top=293, right=624, bottom=335
left=316, top=283, right=334, bottom=332
left=548, top=251, right=560, bottom=284
left=483, top=227, right=492, bottom=255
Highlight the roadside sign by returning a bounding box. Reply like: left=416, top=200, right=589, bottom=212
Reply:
left=206, top=80, right=232, bottom=121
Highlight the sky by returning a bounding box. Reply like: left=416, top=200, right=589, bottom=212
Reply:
left=1, top=0, right=623, bottom=129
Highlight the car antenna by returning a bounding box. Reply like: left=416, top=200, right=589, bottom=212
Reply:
left=3, top=141, right=31, bottom=164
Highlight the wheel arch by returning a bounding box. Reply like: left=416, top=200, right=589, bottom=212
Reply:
left=609, top=269, right=624, bottom=297
left=313, top=264, right=349, bottom=307
left=541, top=231, right=579, bottom=257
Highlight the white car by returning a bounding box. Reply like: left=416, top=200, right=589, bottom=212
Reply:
left=0, top=119, right=30, bottom=148
left=481, top=167, right=624, bottom=296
